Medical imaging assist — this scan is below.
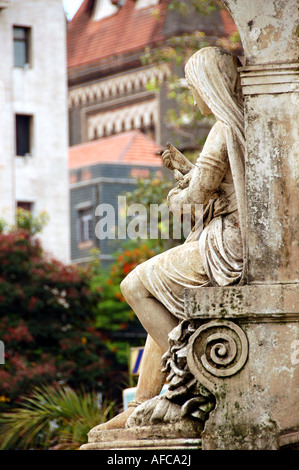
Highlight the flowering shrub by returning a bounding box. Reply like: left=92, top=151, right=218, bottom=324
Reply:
left=0, top=230, right=118, bottom=409
left=111, top=244, right=155, bottom=288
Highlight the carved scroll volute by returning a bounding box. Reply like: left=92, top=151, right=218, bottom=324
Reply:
left=187, top=320, right=249, bottom=394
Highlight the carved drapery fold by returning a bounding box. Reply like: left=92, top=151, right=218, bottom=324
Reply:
left=127, top=319, right=249, bottom=429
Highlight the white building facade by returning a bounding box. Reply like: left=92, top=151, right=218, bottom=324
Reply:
left=0, top=0, right=70, bottom=262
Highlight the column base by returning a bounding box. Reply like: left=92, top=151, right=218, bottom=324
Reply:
left=80, top=425, right=202, bottom=450
left=185, top=283, right=299, bottom=450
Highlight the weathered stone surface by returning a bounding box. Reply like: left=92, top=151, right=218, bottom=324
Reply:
left=184, top=290, right=299, bottom=449
left=187, top=0, right=299, bottom=449
left=244, top=91, right=299, bottom=284
left=185, top=284, right=299, bottom=319
left=221, top=0, right=299, bottom=65
left=222, top=0, right=299, bottom=285
left=81, top=425, right=202, bottom=450
left=278, top=431, right=299, bottom=450
left=81, top=0, right=299, bottom=451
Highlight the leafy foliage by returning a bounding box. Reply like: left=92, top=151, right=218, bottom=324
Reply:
left=16, top=208, right=49, bottom=235
left=0, top=383, right=115, bottom=450
left=169, top=0, right=221, bottom=15
left=0, top=228, right=120, bottom=409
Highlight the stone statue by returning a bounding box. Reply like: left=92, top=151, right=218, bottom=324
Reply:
left=92, top=46, right=246, bottom=432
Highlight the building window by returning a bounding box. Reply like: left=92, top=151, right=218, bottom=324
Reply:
left=15, top=114, right=32, bottom=156
left=77, top=209, right=93, bottom=243
left=17, top=201, right=33, bottom=212
left=135, top=0, right=159, bottom=9
left=92, top=0, right=118, bottom=21
left=13, top=26, right=31, bottom=68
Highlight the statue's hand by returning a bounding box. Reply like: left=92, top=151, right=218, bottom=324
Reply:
left=173, top=169, right=193, bottom=189
left=162, top=143, right=194, bottom=175
left=177, top=171, right=193, bottom=189
left=162, top=147, right=176, bottom=171
left=173, top=169, right=184, bottom=182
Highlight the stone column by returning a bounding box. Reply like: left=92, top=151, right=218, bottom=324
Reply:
left=222, top=0, right=299, bottom=284
left=185, top=0, right=299, bottom=450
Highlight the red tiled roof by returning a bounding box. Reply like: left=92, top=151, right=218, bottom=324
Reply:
left=67, top=1, right=238, bottom=73
left=67, top=0, right=169, bottom=70
left=68, top=130, right=163, bottom=169
left=219, top=9, right=238, bottom=37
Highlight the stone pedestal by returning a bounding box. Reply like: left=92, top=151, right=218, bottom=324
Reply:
left=81, top=425, right=202, bottom=450
left=185, top=285, right=299, bottom=450
left=190, top=0, right=299, bottom=449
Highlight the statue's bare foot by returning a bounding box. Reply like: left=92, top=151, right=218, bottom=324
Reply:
left=90, top=404, right=139, bottom=432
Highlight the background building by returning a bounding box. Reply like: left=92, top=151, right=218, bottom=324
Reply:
left=67, top=0, right=236, bottom=265
left=69, top=129, right=163, bottom=265
left=0, top=0, right=70, bottom=262
left=67, top=0, right=232, bottom=149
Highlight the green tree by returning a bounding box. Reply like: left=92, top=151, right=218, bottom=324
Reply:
left=0, top=383, right=115, bottom=450
left=16, top=207, right=49, bottom=235
left=0, top=228, right=120, bottom=409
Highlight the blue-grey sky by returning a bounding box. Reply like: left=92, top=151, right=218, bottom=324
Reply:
left=63, top=0, right=84, bottom=20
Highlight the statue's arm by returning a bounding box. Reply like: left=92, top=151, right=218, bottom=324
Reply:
left=167, top=121, right=228, bottom=216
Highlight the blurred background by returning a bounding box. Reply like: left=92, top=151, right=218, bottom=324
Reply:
left=0, top=0, right=241, bottom=449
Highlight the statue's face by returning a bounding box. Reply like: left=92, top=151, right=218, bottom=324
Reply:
left=188, top=82, right=213, bottom=116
